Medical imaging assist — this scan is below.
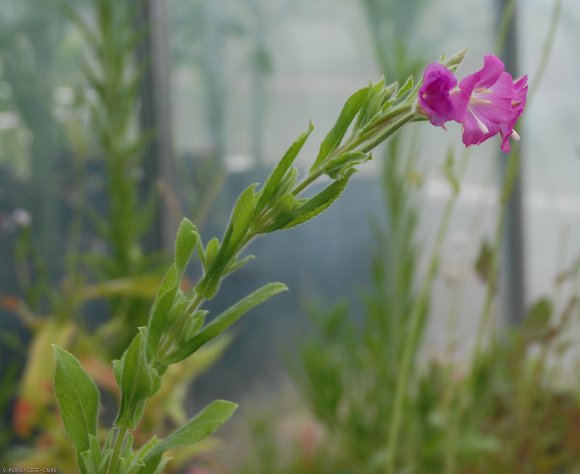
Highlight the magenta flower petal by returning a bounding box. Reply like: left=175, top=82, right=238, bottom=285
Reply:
left=461, top=110, right=498, bottom=147
left=458, top=55, right=515, bottom=148
left=500, top=75, right=528, bottom=152
left=459, top=54, right=506, bottom=94
left=418, top=63, right=465, bottom=126
left=419, top=53, right=527, bottom=152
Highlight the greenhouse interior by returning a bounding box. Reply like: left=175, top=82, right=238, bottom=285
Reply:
left=0, top=0, right=579, bottom=473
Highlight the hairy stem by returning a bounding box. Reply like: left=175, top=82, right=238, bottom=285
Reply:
left=107, top=426, right=128, bottom=474
left=386, top=150, right=469, bottom=474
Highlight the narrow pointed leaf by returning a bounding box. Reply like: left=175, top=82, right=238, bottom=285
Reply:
left=311, top=85, right=371, bottom=172
left=144, top=400, right=237, bottom=460
left=175, top=218, right=199, bottom=275
left=166, top=282, right=287, bottom=364
left=53, top=346, right=100, bottom=454
left=230, top=184, right=258, bottom=246
left=355, top=79, right=386, bottom=131
left=277, top=176, right=351, bottom=230
left=116, top=330, right=158, bottom=429
left=257, top=123, right=313, bottom=212
left=203, top=237, right=219, bottom=270
left=225, top=254, right=255, bottom=276
left=395, top=75, right=414, bottom=100
left=147, top=264, right=179, bottom=351
left=197, top=184, right=257, bottom=299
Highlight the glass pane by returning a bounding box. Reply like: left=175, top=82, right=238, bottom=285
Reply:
left=166, top=0, right=503, bottom=398
left=521, top=0, right=580, bottom=302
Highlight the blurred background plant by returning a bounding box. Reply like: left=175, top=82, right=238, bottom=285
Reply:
left=0, top=0, right=231, bottom=471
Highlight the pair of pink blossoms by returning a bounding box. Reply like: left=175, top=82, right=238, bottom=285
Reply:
left=417, top=54, right=528, bottom=153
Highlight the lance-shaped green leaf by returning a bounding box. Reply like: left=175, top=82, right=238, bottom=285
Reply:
left=79, top=435, right=103, bottom=474
left=197, top=185, right=257, bottom=299
left=116, top=329, right=159, bottom=429
left=395, top=75, right=414, bottom=101
left=147, top=218, right=200, bottom=351
left=354, top=79, right=386, bottom=131
left=163, top=290, right=188, bottom=329
left=165, top=282, right=287, bottom=364
left=225, top=254, right=255, bottom=275
left=196, top=229, right=233, bottom=300
left=133, top=437, right=165, bottom=474
left=137, top=455, right=170, bottom=474
left=147, top=264, right=179, bottom=351
left=256, top=123, right=313, bottom=213
left=199, top=237, right=219, bottom=271
left=311, top=85, right=371, bottom=173
left=178, top=310, right=208, bottom=346
left=274, top=176, right=351, bottom=230
left=53, top=345, right=100, bottom=455
left=142, top=400, right=237, bottom=463
left=380, top=81, right=401, bottom=113
left=230, top=184, right=258, bottom=246
left=174, top=218, right=199, bottom=275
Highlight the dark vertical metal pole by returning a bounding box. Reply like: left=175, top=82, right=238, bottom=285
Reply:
left=135, top=0, right=175, bottom=250
left=497, top=0, right=526, bottom=326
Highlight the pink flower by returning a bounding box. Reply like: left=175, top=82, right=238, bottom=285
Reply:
left=499, top=74, right=528, bottom=152
left=418, top=63, right=466, bottom=126
left=417, top=54, right=527, bottom=153
left=457, top=55, right=516, bottom=150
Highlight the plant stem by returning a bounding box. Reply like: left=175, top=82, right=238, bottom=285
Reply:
left=360, top=111, right=416, bottom=154
left=292, top=108, right=417, bottom=199
left=107, top=425, right=128, bottom=474
left=291, top=169, right=324, bottom=197
left=357, top=105, right=413, bottom=143
left=528, top=0, right=561, bottom=102
left=472, top=149, right=520, bottom=368
left=385, top=150, right=469, bottom=474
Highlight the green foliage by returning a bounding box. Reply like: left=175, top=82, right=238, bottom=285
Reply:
left=166, top=283, right=288, bottom=364
left=132, top=401, right=240, bottom=474
left=275, top=177, right=351, bottom=230
left=52, top=48, right=468, bottom=473
left=147, top=265, right=180, bottom=352
left=53, top=346, right=100, bottom=455
left=197, top=185, right=258, bottom=299
left=143, top=400, right=237, bottom=462
left=115, top=330, right=160, bottom=429
left=474, top=239, right=495, bottom=286
left=175, top=218, right=200, bottom=275
left=64, top=0, right=163, bottom=354
left=256, top=122, right=313, bottom=214
left=287, top=135, right=425, bottom=472
left=79, top=436, right=104, bottom=474
left=324, top=152, right=372, bottom=179
left=311, top=85, right=371, bottom=173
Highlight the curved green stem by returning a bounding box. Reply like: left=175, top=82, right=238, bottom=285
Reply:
left=472, top=149, right=520, bottom=368
left=107, top=425, right=128, bottom=474
left=293, top=108, right=417, bottom=199
left=291, top=169, right=324, bottom=197
left=528, top=0, right=561, bottom=102
left=386, top=150, right=469, bottom=474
